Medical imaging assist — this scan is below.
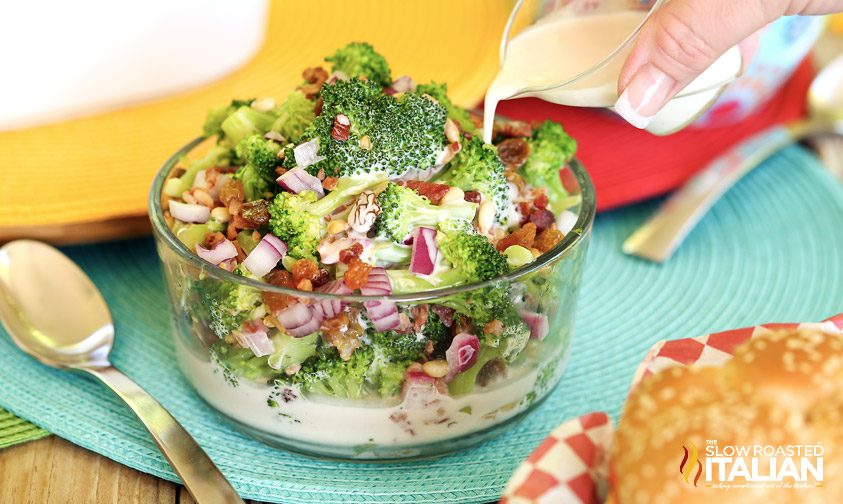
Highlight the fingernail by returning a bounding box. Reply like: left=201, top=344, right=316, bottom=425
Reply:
left=614, top=65, right=675, bottom=129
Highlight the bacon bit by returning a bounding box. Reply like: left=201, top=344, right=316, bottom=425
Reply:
left=424, top=340, right=435, bottom=355
left=496, top=138, right=530, bottom=168
left=299, top=83, right=321, bottom=99
left=535, top=228, right=563, bottom=253
left=322, top=177, right=339, bottom=191
left=529, top=208, right=555, bottom=231
left=431, top=305, right=455, bottom=327
left=300, top=67, right=328, bottom=99
left=275, top=167, right=288, bottom=177
left=493, top=119, right=532, bottom=139
left=533, top=191, right=549, bottom=210
left=397, top=312, right=413, bottom=333
left=411, top=304, right=430, bottom=333
left=339, top=243, right=364, bottom=264
left=518, top=202, right=532, bottom=218
left=203, top=231, right=226, bottom=248
left=331, top=114, right=351, bottom=141
left=296, top=279, right=313, bottom=291
left=232, top=213, right=251, bottom=230
left=454, top=315, right=473, bottom=335
left=383, top=86, right=397, bottom=96
left=343, top=257, right=372, bottom=290
left=483, top=319, right=504, bottom=337
left=398, top=180, right=452, bottom=205
left=463, top=191, right=482, bottom=204
left=226, top=222, right=238, bottom=240
left=314, top=97, right=324, bottom=116
left=496, top=222, right=537, bottom=251
left=232, top=240, right=247, bottom=262
left=292, top=258, right=320, bottom=285
left=262, top=270, right=295, bottom=312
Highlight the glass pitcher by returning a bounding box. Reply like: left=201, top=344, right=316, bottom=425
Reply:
left=485, top=0, right=743, bottom=137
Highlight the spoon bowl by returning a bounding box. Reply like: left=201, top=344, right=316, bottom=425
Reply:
left=0, top=239, right=243, bottom=504
left=0, top=240, right=113, bottom=368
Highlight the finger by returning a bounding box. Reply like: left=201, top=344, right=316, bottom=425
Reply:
left=614, top=0, right=785, bottom=129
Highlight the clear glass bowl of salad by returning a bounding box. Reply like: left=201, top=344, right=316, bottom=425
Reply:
left=148, top=43, right=595, bottom=459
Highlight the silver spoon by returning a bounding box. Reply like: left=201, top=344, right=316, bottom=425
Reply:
left=0, top=240, right=243, bottom=504
left=623, top=54, right=843, bottom=262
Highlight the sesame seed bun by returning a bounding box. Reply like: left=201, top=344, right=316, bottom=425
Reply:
left=609, top=329, right=840, bottom=503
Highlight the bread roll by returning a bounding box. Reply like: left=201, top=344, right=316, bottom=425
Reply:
left=610, top=329, right=839, bottom=504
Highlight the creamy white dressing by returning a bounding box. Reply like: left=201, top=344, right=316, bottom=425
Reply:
left=483, top=10, right=742, bottom=139
left=175, top=335, right=542, bottom=451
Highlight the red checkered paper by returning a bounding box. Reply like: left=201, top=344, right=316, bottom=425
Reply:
left=500, top=313, right=843, bottom=504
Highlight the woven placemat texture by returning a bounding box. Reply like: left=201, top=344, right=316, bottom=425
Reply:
left=0, top=145, right=841, bottom=503
left=0, top=408, right=49, bottom=449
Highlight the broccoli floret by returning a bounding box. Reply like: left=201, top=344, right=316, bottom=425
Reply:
left=486, top=309, right=530, bottom=362
left=267, top=332, right=318, bottom=370
left=267, top=191, right=322, bottom=259
left=193, top=269, right=262, bottom=338
left=415, top=82, right=477, bottom=134
left=367, top=310, right=449, bottom=396
left=291, top=345, right=373, bottom=399
left=203, top=98, right=254, bottom=138
left=435, top=136, right=509, bottom=224
left=436, top=220, right=509, bottom=283
left=271, top=91, right=316, bottom=142
left=233, top=134, right=282, bottom=200
left=374, top=183, right=477, bottom=243
left=439, top=284, right=512, bottom=325
left=325, top=42, right=392, bottom=87
left=220, top=106, right=279, bottom=146
left=292, top=79, right=448, bottom=178
left=520, top=120, right=577, bottom=213
left=269, top=174, right=387, bottom=258
left=163, top=145, right=233, bottom=197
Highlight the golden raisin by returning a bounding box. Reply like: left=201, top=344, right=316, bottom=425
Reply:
left=292, top=258, right=320, bottom=284
left=483, top=319, right=504, bottom=337
left=343, top=258, right=372, bottom=290
left=219, top=179, right=244, bottom=207
left=534, top=228, right=564, bottom=253
left=496, top=222, right=537, bottom=251
left=262, top=270, right=295, bottom=312
left=339, top=243, right=364, bottom=264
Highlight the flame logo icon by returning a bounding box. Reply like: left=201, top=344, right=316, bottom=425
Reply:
left=680, top=443, right=703, bottom=487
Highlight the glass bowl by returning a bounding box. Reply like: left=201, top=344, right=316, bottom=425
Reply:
left=148, top=137, right=596, bottom=460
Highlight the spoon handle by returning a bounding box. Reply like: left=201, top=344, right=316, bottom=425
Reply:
left=84, top=366, right=244, bottom=504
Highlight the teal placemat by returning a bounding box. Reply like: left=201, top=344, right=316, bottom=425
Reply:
left=0, top=145, right=841, bottom=503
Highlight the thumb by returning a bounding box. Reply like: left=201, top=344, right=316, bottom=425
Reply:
left=614, top=0, right=784, bottom=129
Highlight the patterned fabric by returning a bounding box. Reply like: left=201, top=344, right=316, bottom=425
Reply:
left=502, top=314, right=843, bottom=504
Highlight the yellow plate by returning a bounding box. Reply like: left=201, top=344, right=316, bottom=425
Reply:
left=0, top=0, right=528, bottom=243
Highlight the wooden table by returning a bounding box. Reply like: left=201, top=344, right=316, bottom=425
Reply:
left=0, top=436, right=263, bottom=504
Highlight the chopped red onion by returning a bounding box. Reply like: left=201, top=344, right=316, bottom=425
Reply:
left=169, top=201, right=210, bottom=224
left=556, top=210, right=578, bottom=235
left=401, top=369, right=442, bottom=409
left=242, top=233, right=287, bottom=277
left=293, top=139, right=325, bottom=168
left=317, top=238, right=354, bottom=265
left=314, top=280, right=352, bottom=319
left=195, top=239, right=238, bottom=265
left=276, top=303, right=322, bottom=338
left=277, top=167, right=325, bottom=197
left=519, top=309, right=549, bottom=340
left=445, top=332, right=480, bottom=382
left=364, top=300, right=400, bottom=331
left=233, top=320, right=274, bottom=357
left=391, top=75, right=416, bottom=93
left=409, top=227, right=439, bottom=275
left=360, top=267, right=393, bottom=295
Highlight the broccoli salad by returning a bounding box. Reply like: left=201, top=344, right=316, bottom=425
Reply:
left=161, top=43, right=581, bottom=453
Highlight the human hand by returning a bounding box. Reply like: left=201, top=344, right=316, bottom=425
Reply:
left=614, top=0, right=843, bottom=129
